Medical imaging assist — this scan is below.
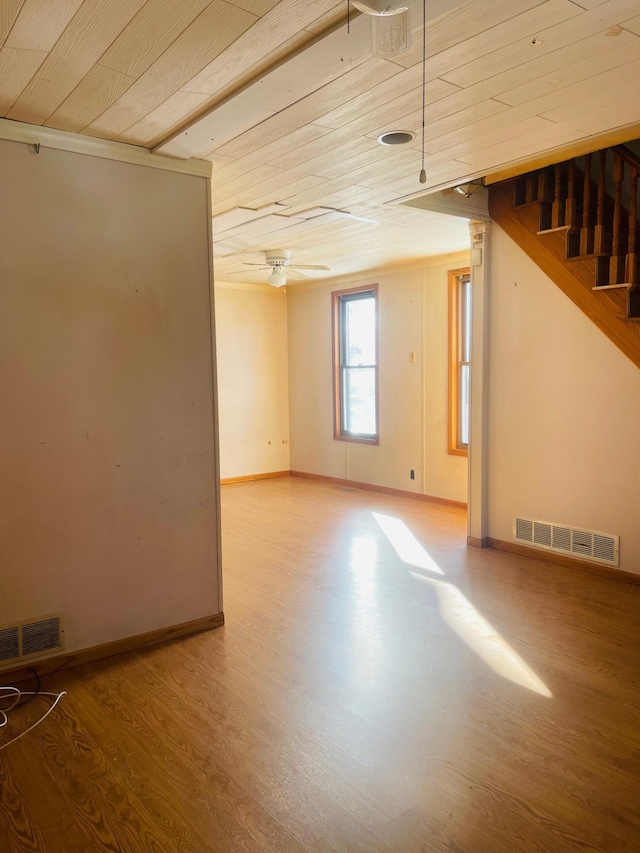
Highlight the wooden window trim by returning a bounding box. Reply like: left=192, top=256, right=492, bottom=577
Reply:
left=332, top=283, right=379, bottom=445
left=448, top=268, right=470, bottom=457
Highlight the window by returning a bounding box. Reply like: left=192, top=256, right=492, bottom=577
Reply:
left=448, top=269, right=471, bottom=456
left=332, top=285, right=378, bottom=443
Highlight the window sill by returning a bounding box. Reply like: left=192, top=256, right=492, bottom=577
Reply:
left=334, top=434, right=379, bottom=446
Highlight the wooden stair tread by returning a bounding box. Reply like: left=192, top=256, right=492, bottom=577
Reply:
left=490, top=178, right=640, bottom=370
left=593, top=283, right=633, bottom=291
left=538, top=226, right=572, bottom=235
left=566, top=253, right=608, bottom=261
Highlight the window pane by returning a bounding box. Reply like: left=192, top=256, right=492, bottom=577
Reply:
left=345, top=296, right=376, bottom=366
left=459, top=364, right=470, bottom=446
left=461, top=278, right=472, bottom=363
left=343, top=367, right=376, bottom=435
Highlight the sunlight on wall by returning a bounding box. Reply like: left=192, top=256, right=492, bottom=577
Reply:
left=372, top=512, right=552, bottom=698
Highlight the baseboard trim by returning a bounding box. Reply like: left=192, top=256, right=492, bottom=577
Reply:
left=0, top=612, right=224, bottom=682
left=220, top=470, right=290, bottom=485
left=290, top=471, right=467, bottom=509
left=467, top=536, right=488, bottom=548
left=487, top=538, right=640, bottom=585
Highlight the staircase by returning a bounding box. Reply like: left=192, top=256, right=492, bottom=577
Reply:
left=489, top=145, right=640, bottom=369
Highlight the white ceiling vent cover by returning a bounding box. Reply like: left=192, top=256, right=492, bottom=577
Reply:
left=0, top=614, right=65, bottom=667
left=514, top=518, right=619, bottom=566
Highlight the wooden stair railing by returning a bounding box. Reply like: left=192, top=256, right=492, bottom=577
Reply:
left=510, top=144, right=640, bottom=322
left=490, top=147, right=640, bottom=370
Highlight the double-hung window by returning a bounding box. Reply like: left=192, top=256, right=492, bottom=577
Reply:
left=332, top=285, right=378, bottom=443
left=448, top=269, right=471, bottom=456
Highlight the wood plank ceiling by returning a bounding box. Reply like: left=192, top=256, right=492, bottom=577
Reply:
left=2, top=0, right=640, bottom=283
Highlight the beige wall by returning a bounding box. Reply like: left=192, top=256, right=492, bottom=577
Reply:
left=287, top=257, right=469, bottom=502
left=215, top=283, right=290, bottom=478
left=0, top=139, right=221, bottom=656
left=488, top=224, right=640, bottom=575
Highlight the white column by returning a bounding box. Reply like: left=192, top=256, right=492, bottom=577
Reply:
left=467, top=220, right=491, bottom=546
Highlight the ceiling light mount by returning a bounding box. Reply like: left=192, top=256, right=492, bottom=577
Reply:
left=452, top=179, right=485, bottom=198
left=377, top=130, right=416, bottom=146
left=351, top=0, right=414, bottom=14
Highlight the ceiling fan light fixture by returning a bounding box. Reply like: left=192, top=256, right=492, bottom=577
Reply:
left=267, top=269, right=287, bottom=287
left=452, top=179, right=485, bottom=198
left=351, top=0, right=413, bottom=14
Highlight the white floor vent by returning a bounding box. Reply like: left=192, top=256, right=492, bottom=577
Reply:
left=0, top=614, right=64, bottom=666
left=514, top=518, right=619, bottom=566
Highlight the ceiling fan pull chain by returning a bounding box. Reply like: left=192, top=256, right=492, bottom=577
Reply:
left=347, top=0, right=350, bottom=33
left=419, top=0, right=427, bottom=183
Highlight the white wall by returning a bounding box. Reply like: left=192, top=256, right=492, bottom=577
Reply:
left=215, top=283, right=290, bottom=479
left=287, top=256, right=469, bottom=503
left=488, top=224, right=640, bottom=575
left=0, top=139, right=221, bottom=658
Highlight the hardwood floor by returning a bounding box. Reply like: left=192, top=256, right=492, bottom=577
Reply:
left=2, top=476, right=639, bottom=852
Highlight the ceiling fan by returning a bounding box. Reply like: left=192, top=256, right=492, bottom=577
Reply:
left=240, top=249, right=330, bottom=287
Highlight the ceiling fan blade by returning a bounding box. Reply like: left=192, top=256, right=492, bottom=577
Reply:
left=284, top=268, right=307, bottom=281
left=242, top=263, right=272, bottom=267
left=289, top=264, right=331, bottom=271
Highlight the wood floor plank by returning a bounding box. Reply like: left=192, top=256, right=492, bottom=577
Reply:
left=1, top=477, right=639, bottom=851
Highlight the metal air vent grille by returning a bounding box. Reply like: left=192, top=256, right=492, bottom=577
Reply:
left=0, top=614, right=65, bottom=668
left=514, top=518, right=619, bottom=566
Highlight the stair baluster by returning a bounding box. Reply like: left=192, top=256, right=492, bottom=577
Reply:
left=627, top=167, right=637, bottom=287
left=565, top=159, right=577, bottom=228
left=580, top=153, right=592, bottom=256
left=609, top=152, right=625, bottom=286
left=594, top=150, right=607, bottom=256
left=552, top=163, right=563, bottom=228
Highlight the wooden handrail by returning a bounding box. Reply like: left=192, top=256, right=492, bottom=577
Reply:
left=612, top=144, right=640, bottom=175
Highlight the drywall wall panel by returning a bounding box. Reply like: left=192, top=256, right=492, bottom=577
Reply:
left=488, top=224, right=640, bottom=575
left=0, top=138, right=220, bottom=654
left=215, top=283, right=290, bottom=478
left=423, top=261, right=468, bottom=504
left=287, top=257, right=468, bottom=502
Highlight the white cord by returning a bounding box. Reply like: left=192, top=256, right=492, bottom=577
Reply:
left=0, top=687, right=67, bottom=751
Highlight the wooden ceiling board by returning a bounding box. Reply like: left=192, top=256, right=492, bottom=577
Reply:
left=7, top=0, right=148, bottom=125
left=97, top=0, right=213, bottom=79
left=2, top=0, right=640, bottom=281
left=82, top=1, right=257, bottom=139
left=117, top=90, right=213, bottom=145
left=457, top=122, right=589, bottom=170
left=0, top=1, right=27, bottom=48
left=264, top=131, right=381, bottom=175
left=4, top=0, right=83, bottom=51
left=204, top=124, right=333, bottom=184
left=314, top=62, right=422, bottom=130
left=0, top=46, right=46, bottom=115
left=623, top=13, right=640, bottom=34
left=393, top=0, right=554, bottom=69
left=493, top=33, right=640, bottom=107
left=563, top=92, right=640, bottom=136
left=177, top=0, right=341, bottom=98
left=441, top=0, right=640, bottom=88
left=45, top=64, right=135, bottom=132
left=212, top=57, right=400, bottom=159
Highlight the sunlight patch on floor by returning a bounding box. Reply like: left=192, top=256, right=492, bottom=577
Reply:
left=372, top=512, right=552, bottom=698
left=372, top=512, right=444, bottom=574
left=410, top=572, right=552, bottom=698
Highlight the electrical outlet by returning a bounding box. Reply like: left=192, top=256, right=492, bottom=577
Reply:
left=410, top=469, right=415, bottom=480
